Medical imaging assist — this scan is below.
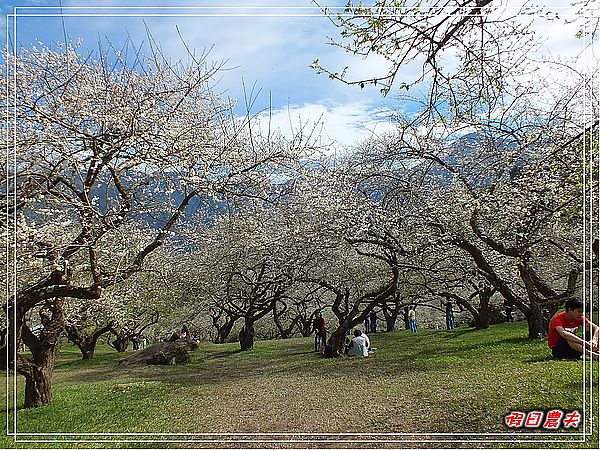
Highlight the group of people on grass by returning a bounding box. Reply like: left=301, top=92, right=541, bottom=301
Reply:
left=313, top=297, right=600, bottom=361
left=344, top=329, right=374, bottom=357
left=312, top=311, right=374, bottom=357
left=311, top=306, right=421, bottom=357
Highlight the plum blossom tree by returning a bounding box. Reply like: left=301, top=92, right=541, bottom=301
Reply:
left=64, top=299, right=116, bottom=360
left=319, top=0, right=597, bottom=337
left=63, top=228, right=176, bottom=358
left=1, top=40, right=297, bottom=407
left=311, top=0, right=597, bottom=341
left=184, top=208, right=295, bottom=351
left=346, top=62, right=595, bottom=337
left=312, top=0, right=594, bottom=96
left=272, top=284, right=329, bottom=339
left=259, top=169, right=404, bottom=354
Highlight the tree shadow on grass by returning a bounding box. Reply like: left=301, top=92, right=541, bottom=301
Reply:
left=287, top=350, right=319, bottom=356
left=201, top=349, right=242, bottom=361
left=498, top=336, right=531, bottom=345
left=441, top=328, right=478, bottom=339
left=55, top=353, right=122, bottom=370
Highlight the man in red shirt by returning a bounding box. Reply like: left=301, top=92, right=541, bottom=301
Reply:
left=548, top=298, right=599, bottom=359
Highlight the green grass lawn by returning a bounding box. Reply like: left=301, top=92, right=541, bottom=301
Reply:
left=1, top=321, right=598, bottom=448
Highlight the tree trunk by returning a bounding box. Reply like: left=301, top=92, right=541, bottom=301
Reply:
left=526, top=301, right=549, bottom=339
left=214, top=318, right=237, bottom=344
left=402, top=307, right=410, bottom=331
left=239, top=321, right=255, bottom=351
left=518, top=263, right=553, bottom=339
left=382, top=302, right=401, bottom=332
left=109, top=331, right=129, bottom=352
left=113, top=338, right=128, bottom=352
left=384, top=315, right=396, bottom=332
left=329, top=313, right=354, bottom=356
left=78, top=343, right=95, bottom=360
left=18, top=298, right=64, bottom=408
left=273, top=301, right=294, bottom=339
left=24, top=364, right=53, bottom=408
left=329, top=327, right=348, bottom=356
left=381, top=293, right=404, bottom=332
left=279, top=329, right=291, bottom=339
left=66, top=323, right=112, bottom=360
left=275, top=315, right=299, bottom=340
left=211, top=311, right=238, bottom=344
left=473, top=291, right=491, bottom=329
left=448, top=291, right=490, bottom=330
left=473, top=315, right=489, bottom=329
left=298, top=316, right=313, bottom=337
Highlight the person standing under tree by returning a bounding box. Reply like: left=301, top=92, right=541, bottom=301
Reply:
left=408, top=306, right=417, bottom=333
left=131, top=335, right=140, bottom=350
left=548, top=298, right=600, bottom=359
left=504, top=300, right=514, bottom=323
left=312, top=311, right=327, bottom=352
left=445, top=300, right=455, bottom=330
left=369, top=309, right=378, bottom=333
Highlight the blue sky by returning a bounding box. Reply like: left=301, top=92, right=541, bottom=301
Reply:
left=2, top=0, right=404, bottom=147
left=2, top=1, right=594, bottom=148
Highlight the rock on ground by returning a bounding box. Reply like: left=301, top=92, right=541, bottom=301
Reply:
left=119, top=340, right=199, bottom=366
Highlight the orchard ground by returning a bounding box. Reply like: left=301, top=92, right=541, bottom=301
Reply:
left=1, top=320, right=598, bottom=448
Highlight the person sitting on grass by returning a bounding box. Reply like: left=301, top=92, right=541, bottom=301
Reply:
left=360, top=330, right=370, bottom=349
left=548, top=298, right=600, bottom=360
left=360, top=329, right=376, bottom=354
left=347, top=329, right=369, bottom=357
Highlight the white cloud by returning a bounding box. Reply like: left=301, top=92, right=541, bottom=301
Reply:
left=255, top=100, right=397, bottom=151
